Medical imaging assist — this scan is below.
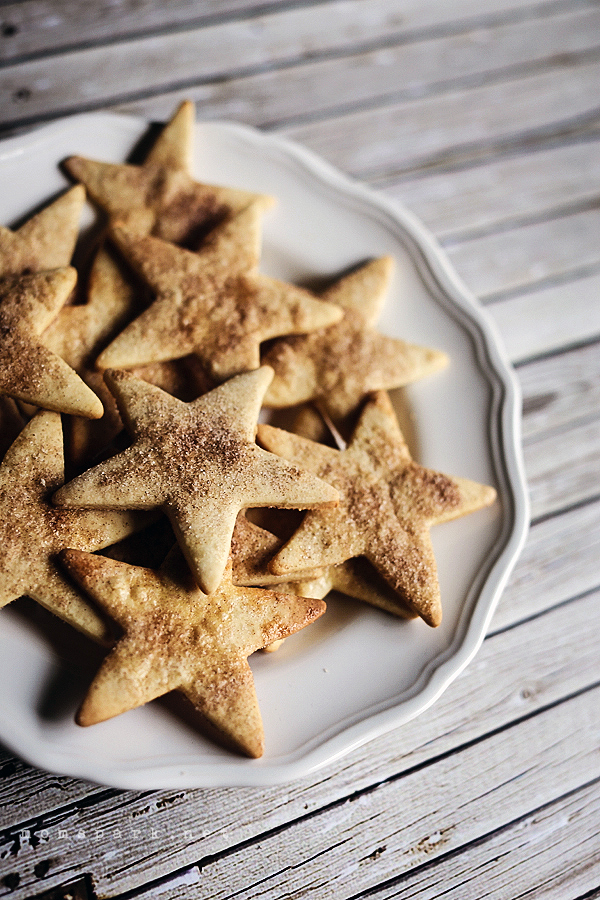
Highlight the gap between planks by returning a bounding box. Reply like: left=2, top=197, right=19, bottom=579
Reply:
left=517, top=339, right=600, bottom=443
left=124, top=779, right=600, bottom=900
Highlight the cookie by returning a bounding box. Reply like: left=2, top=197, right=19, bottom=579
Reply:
left=60, top=549, right=326, bottom=758
left=258, top=390, right=496, bottom=626
left=53, top=366, right=339, bottom=595
left=0, top=185, right=84, bottom=277
left=0, top=410, right=150, bottom=641
left=262, top=256, right=448, bottom=425
left=282, top=558, right=417, bottom=618
left=95, top=204, right=344, bottom=381
left=231, top=512, right=324, bottom=585
left=249, top=553, right=415, bottom=655
left=64, top=100, right=273, bottom=246
left=0, top=268, right=104, bottom=418
left=42, top=245, right=212, bottom=464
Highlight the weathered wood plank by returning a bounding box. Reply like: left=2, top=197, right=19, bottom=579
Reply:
left=442, top=192, right=600, bottom=360
left=491, top=498, right=600, bottom=630
left=386, top=136, right=600, bottom=241
left=0, top=0, right=264, bottom=62
left=519, top=340, right=600, bottom=442
left=124, top=687, right=600, bottom=899
left=1, top=3, right=599, bottom=136
left=2, top=578, right=599, bottom=898
left=519, top=389, right=600, bottom=520
left=445, top=206, right=600, bottom=300
left=0, top=0, right=574, bottom=63
left=524, top=415, right=600, bottom=520
left=355, top=779, right=600, bottom=900
left=283, top=57, right=600, bottom=180
left=487, top=270, right=600, bottom=363
left=0, top=754, right=104, bottom=832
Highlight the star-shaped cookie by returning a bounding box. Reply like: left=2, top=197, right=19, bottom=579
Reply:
left=53, top=366, right=339, bottom=594
left=42, top=245, right=212, bottom=464
left=94, top=204, right=344, bottom=381
left=262, top=256, right=448, bottom=423
left=60, top=549, right=326, bottom=757
left=258, top=390, right=496, bottom=626
left=0, top=410, right=149, bottom=641
left=0, top=185, right=84, bottom=277
left=0, top=268, right=104, bottom=418
left=64, top=100, right=271, bottom=246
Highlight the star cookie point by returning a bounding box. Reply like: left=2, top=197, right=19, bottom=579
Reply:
left=259, top=390, right=496, bottom=627
left=0, top=267, right=105, bottom=418
left=0, top=184, right=85, bottom=278
left=64, top=101, right=273, bottom=246
left=61, top=549, right=326, bottom=757
left=0, top=410, right=150, bottom=641
left=263, top=256, right=449, bottom=423
left=95, top=209, right=343, bottom=381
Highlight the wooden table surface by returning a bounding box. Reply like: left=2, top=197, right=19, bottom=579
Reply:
left=0, top=1, right=599, bottom=898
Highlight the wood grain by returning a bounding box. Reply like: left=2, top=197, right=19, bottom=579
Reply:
left=519, top=341, right=600, bottom=441
left=110, top=5, right=600, bottom=130
left=487, top=272, right=600, bottom=363
left=386, top=136, right=600, bottom=240
left=492, top=499, right=600, bottom=630
left=447, top=206, right=600, bottom=300
left=357, top=780, right=600, bottom=900
left=283, top=56, right=600, bottom=178
left=1, top=3, right=597, bottom=136
left=524, top=416, right=600, bottom=518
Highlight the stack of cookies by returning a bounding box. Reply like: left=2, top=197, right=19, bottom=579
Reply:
left=0, top=102, right=496, bottom=758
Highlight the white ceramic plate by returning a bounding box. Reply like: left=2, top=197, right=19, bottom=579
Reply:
left=0, top=113, right=528, bottom=789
